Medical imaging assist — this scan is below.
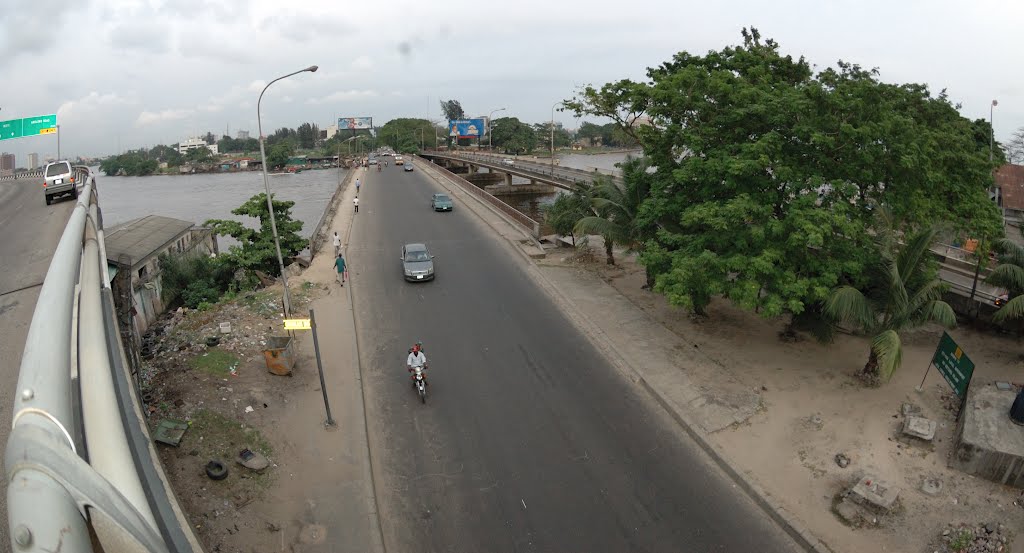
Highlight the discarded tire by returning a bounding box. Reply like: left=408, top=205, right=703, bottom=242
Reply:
left=205, top=460, right=228, bottom=481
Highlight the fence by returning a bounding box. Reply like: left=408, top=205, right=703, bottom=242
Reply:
left=417, top=157, right=541, bottom=239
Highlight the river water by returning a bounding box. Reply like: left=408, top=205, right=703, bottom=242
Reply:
left=94, top=168, right=346, bottom=250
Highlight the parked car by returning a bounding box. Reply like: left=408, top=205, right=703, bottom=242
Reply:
left=402, top=243, right=435, bottom=281
left=404, top=163, right=414, bottom=172
left=43, top=161, right=77, bottom=205
left=431, top=193, right=453, bottom=212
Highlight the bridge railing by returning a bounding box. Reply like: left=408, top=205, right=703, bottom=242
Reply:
left=426, top=150, right=623, bottom=188
left=5, top=168, right=200, bottom=553
left=0, top=170, right=44, bottom=182
left=417, top=156, right=541, bottom=238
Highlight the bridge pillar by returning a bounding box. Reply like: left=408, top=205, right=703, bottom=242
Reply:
left=506, top=173, right=513, bottom=186
left=468, top=164, right=476, bottom=175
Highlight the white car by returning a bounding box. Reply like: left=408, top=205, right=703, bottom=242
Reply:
left=501, top=158, right=514, bottom=167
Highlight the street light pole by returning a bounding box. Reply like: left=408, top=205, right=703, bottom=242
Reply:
left=487, top=107, right=506, bottom=151
left=257, top=64, right=318, bottom=319
left=550, top=102, right=562, bottom=170
left=990, top=99, right=998, bottom=163
left=57, top=125, right=61, bottom=160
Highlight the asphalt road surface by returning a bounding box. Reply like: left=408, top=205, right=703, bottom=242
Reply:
left=349, top=161, right=802, bottom=553
left=0, top=176, right=80, bottom=548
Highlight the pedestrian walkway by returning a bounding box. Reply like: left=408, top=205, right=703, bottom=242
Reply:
left=258, top=168, right=384, bottom=553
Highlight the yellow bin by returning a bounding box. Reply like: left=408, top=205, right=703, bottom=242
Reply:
left=263, top=336, right=295, bottom=376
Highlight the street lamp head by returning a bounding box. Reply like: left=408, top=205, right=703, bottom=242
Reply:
left=306, top=65, right=319, bottom=73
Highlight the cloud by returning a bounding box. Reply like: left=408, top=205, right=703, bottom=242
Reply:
left=351, top=56, right=373, bottom=71
left=107, top=21, right=172, bottom=54
left=0, top=0, right=85, bottom=64
left=136, top=108, right=194, bottom=126
left=258, top=13, right=354, bottom=43
left=306, top=90, right=380, bottom=105
left=57, top=92, right=137, bottom=123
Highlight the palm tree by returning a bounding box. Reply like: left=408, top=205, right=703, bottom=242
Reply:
left=824, top=208, right=956, bottom=384
left=573, top=157, right=653, bottom=267
left=542, top=187, right=591, bottom=247
left=988, top=233, right=1024, bottom=323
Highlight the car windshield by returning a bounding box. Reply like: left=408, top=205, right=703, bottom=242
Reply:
left=405, top=250, right=431, bottom=262
left=435, top=195, right=450, bottom=202
left=46, top=163, right=71, bottom=177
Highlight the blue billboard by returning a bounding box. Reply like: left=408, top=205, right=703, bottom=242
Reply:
left=448, top=119, right=485, bottom=139
left=339, top=117, right=373, bottom=130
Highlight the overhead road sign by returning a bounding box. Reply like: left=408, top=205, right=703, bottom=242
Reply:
left=0, top=114, right=57, bottom=142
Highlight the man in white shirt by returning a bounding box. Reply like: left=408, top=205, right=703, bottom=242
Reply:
left=332, top=231, right=341, bottom=257
left=353, top=196, right=359, bottom=213
left=406, top=344, right=427, bottom=387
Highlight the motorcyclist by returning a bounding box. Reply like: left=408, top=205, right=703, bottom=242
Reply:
left=406, top=344, right=428, bottom=387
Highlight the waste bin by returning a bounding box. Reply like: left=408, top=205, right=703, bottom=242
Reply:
left=263, top=336, right=295, bottom=376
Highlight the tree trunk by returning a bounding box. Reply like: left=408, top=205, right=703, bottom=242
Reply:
left=605, top=239, right=615, bottom=265
left=861, top=349, right=881, bottom=385
left=570, top=233, right=576, bottom=247
left=644, top=266, right=656, bottom=289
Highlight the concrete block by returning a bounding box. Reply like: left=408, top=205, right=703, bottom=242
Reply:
left=849, top=476, right=900, bottom=512
left=902, top=415, right=937, bottom=441
left=950, top=384, right=1024, bottom=488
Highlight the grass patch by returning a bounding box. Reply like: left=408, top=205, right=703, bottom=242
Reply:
left=189, top=349, right=239, bottom=376
left=184, top=409, right=274, bottom=491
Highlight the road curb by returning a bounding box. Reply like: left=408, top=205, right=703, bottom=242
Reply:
left=418, top=159, right=833, bottom=553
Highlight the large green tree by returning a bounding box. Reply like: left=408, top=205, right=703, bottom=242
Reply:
left=204, top=193, right=307, bottom=277
left=542, top=187, right=592, bottom=247
left=378, top=118, right=434, bottom=153
left=491, top=117, right=537, bottom=154
left=824, top=209, right=956, bottom=384
left=566, top=28, right=1002, bottom=321
left=439, top=99, right=465, bottom=120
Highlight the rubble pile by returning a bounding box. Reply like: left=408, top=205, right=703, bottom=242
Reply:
left=934, top=522, right=1013, bottom=553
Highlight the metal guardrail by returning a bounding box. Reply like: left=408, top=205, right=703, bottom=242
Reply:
left=417, top=157, right=541, bottom=238
left=5, top=167, right=200, bottom=553
left=0, top=170, right=44, bottom=181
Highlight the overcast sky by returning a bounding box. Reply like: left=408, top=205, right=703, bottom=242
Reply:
left=2, top=0, right=1021, bottom=163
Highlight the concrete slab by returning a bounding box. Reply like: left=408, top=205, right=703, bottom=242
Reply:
left=849, top=476, right=900, bottom=512
left=902, top=415, right=937, bottom=441
left=950, top=384, right=1024, bottom=488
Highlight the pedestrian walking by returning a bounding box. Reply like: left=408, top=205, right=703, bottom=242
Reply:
left=335, top=254, right=347, bottom=286
left=356, top=178, right=361, bottom=194
left=353, top=196, right=359, bottom=213
left=332, top=231, right=341, bottom=257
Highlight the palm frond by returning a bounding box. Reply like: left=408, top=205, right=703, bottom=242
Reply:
left=882, top=255, right=909, bottom=318
left=574, top=216, right=617, bottom=238
left=896, top=227, right=939, bottom=285
left=871, top=329, right=903, bottom=382
left=987, top=264, right=1024, bottom=293
left=920, top=300, right=957, bottom=328
left=992, top=295, right=1024, bottom=323
left=905, top=279, right=948, bottom=316
left=824, top=286, right=875, bottom=331
left=994, top=238, right=1024, bottom=267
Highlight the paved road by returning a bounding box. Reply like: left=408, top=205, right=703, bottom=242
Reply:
left=348, top=162, right=800, bottom=552
left=0, top=176, right=79, bottom=547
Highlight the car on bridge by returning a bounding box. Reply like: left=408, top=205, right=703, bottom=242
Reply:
left=501, top=158, right=515, bottom=167
left=43, top=161, right=77, bottom=205
left=402, top=243, right=435, bottom=281
left=394, top=156, right=404, bottom=166
left=431, top=193, right=453, bottom=212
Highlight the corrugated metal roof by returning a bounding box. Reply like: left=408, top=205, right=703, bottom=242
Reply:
left=105, top=215, right=195, bottom=266
left=997, top=164, right=1024, bottom=211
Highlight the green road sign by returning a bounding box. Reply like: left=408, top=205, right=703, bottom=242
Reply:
left=0, top=119, right=23, bottom=140
left=932, top=332, right=975, bottom=397
left=0, top=114, right=57, bottom=141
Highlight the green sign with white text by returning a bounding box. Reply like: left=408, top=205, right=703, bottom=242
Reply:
left=932, top=332, right=975, bottom=398
left=0, top=114, right=57, bottom=141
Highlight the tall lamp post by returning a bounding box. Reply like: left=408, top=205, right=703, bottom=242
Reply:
left=990, top=99, right=998, bottom=162
left=550, top=101, right=562, bottom=170
left=487, top=107, right=506, bottom=151
left=257, top=64, right=318, bottom=319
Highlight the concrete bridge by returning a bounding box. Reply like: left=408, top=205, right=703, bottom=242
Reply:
left=420, top=150, right=621, bottom=194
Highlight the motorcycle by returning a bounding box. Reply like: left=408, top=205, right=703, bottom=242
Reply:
left=411, top=365, right=427, bottom=403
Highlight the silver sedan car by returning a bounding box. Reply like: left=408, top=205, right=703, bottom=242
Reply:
left=402, top=243, right=435, bottom=281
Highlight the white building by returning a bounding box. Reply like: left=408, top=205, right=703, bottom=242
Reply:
left=177, top=137, right=219, bottom=156
left=27, top=153, right=39, bottom=170
left=324, top=124, right=339, bottom=140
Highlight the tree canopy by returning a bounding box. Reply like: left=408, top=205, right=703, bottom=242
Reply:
left=565, top=27, right=1004, bottom=321
left=491, top=117, right=537, bottom=154
left=204, top=193, right=307, bottom=277
left=439, top=99, right=465, bottom=120
left=378, top=118, right=436, bottom=153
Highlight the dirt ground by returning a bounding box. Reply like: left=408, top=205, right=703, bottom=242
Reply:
left=141, top=282, right=327, bottom=553
left=557, top=247, right=1024, bottom=553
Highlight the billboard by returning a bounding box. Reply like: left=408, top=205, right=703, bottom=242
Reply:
left=448, top=119, right=485, bottom=139
left=339, top=117, right=373, bottom=130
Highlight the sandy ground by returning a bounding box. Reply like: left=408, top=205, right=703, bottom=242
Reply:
left=561, top=250, right=1024, bottom=553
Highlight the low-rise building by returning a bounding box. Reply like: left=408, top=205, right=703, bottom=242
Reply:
left=177, top=137, right=219, bottom=156
left=105, top=215, right=219, bottom=344
left=27, top=153, right=39, bottom=170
